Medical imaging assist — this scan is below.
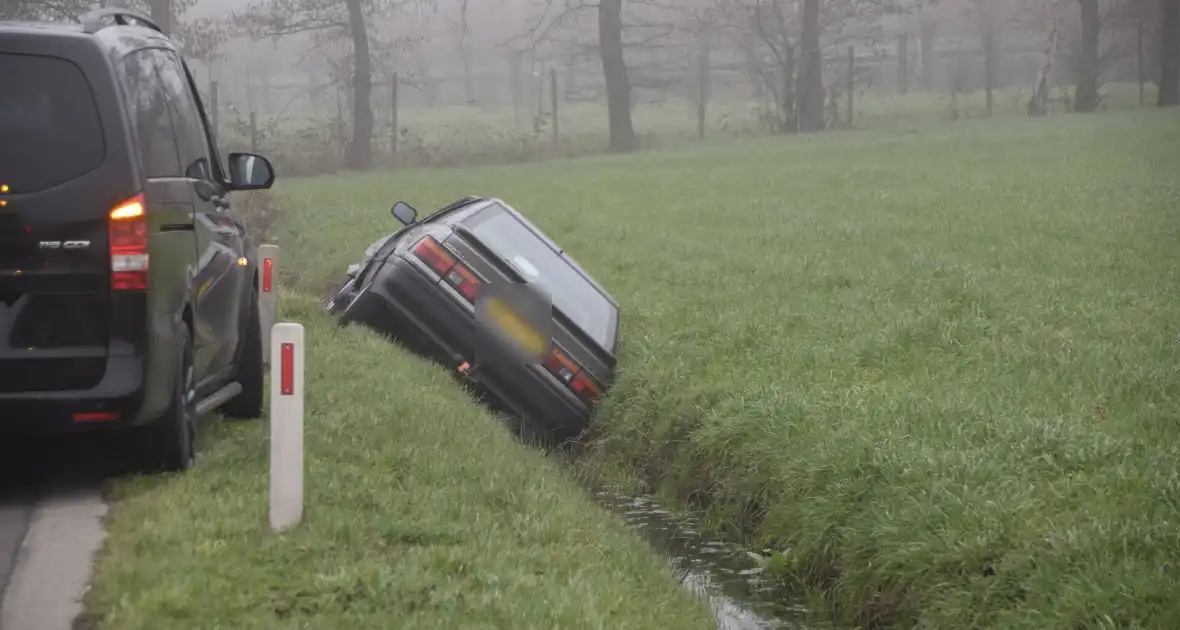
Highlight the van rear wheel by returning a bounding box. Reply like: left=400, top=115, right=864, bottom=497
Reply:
left=138, top=327, right=197, bottom=474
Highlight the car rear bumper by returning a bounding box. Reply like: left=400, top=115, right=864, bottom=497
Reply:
left=349, top=256, right=592, bottom=441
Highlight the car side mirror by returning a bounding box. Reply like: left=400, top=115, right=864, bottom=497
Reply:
left=391, top=201, right=418, bottom=225
left=227, top=152, right=276, bottom=191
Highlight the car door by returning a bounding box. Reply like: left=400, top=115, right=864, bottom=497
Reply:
left=151, top=48, right=247, bottom=388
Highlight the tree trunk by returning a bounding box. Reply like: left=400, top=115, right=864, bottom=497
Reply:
left=1074, top=0, right=1101, bottom=112
left=796, top=0, right=824, bottom=133
left=148, top=0, right=171, bottom=35
left=598, top=0, right=637, bottom=152
left=919, top=13, right=937, bottom=90
left=508, top=50, right=523, bottom=126
left=780, top=44, right=796, bottom=132
left=461, top=46, right=476, bottom=105
left=897, top=33, right=909, bottom=94
left=344, top=0, right=372, bottom=169
left=1160, top=0, right=1179, bottom=106
left=1029, top=1, right=1064, bottom=116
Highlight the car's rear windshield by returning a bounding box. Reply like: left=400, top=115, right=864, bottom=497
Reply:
left=0, top=52, right=105, bottom=193
left=462, top=205, right=617, bottom=351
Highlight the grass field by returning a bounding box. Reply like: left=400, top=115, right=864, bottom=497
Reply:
left=266, top=107, right=1180, bottom=628
left=82, top=294, right=716, bottom=629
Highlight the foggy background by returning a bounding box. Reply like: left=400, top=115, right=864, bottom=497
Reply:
left=4, top=0, right=1175, bottom=175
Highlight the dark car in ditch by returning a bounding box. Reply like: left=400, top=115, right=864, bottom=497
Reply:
left=326, top=196, right=619, bottom=442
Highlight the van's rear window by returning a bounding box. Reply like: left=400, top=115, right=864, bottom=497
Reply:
left=0, top=53, right=105, bottom=193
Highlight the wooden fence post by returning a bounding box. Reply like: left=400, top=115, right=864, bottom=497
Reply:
left=697, top=45, right=710, bottom=140
left=1138, top=19, right=1146, bottom=106
left=391, top=72, right=399, bottom=159
left=550, top=67, right=559, bottom=146
left=897, top=33, right=909, bottom=95
left=847, top=46, right=855, bottom=129
left=249, top=110, right=259, bottom=152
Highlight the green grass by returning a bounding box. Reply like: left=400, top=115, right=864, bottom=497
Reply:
left=83, top=294, right=716, bottom=630
left=269, top=107, right=1180, bottom=628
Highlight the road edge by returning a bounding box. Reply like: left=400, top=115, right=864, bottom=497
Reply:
left=0, top=486, right=107, bottom=630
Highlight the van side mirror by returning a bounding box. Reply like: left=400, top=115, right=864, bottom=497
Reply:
left=391, top=201, right=418, bottom=225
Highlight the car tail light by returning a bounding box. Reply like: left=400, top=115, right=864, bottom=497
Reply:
left=544, top=346, right=604, bottom=406
left=411, top=236, right=483, bottom=302
left=109, top=192, right=148, bottom=290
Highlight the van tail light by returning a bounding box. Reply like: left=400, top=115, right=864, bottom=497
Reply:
left=109, top=192, right=148, bottom=290
left=544, top=346, right=604, bottom=406
left=411, top=236, right=482, bottom=302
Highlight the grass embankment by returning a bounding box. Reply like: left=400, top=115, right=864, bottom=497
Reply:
left=273, top=108, right=1180, bottom=628
left=83, top=294, right=716, bottom=630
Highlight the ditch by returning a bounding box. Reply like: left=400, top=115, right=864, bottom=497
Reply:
left=593, top=489, right=825, bottom=630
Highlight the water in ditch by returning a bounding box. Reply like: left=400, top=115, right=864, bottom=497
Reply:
left=594, top=490, right=823, bottom=630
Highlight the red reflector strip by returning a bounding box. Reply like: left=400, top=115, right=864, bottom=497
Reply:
left=262, top=257, right=274, bottom=292
left=280, top=342, right=295, bottom=395
left=74, top=411, right=121, bottom=423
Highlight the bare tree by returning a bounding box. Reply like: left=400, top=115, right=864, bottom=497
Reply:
left=916, top=4, right=938, bottom=89
left=457, top=0, right=476, bottom=104
left=1029, top=0, right=1066, bottom=116
left=965, top=0, right=1001, bottom=115
left=513, top=0, right=639, bottom=152
left=1160, top=0, right=1179, bottom=106
left=723, top=0, right=912, bottom=133
left=239, top=0, right=430, bottom=169
left=599, top=0, right=638, bottom=150
left=1073, top=0, right=1100, bottom=111
left=796, top=0, right=824, bottom=131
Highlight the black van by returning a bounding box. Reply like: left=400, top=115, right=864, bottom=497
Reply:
left=0, top=8, right=276, bottom=473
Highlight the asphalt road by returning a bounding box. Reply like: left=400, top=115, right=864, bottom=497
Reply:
left=0, top=435, right=117, bottom=630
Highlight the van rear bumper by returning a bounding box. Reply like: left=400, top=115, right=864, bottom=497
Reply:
left=0, top=354, right=149, bottom=437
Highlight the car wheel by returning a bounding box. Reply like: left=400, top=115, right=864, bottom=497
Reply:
left=139, top=326, right=197, bottom=474
left=222, top=288, right=264, bottom=420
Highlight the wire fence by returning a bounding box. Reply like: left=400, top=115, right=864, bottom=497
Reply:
left=194, top=38, right=1160, bottom=177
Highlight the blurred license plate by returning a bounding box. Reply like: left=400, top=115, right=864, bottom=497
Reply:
left=486, top=297, right=546, bottom=357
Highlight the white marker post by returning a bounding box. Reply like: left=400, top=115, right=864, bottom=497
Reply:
left=269, top=322, right=304, bottom=533
left=258, top=244, right=279, bottom=366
